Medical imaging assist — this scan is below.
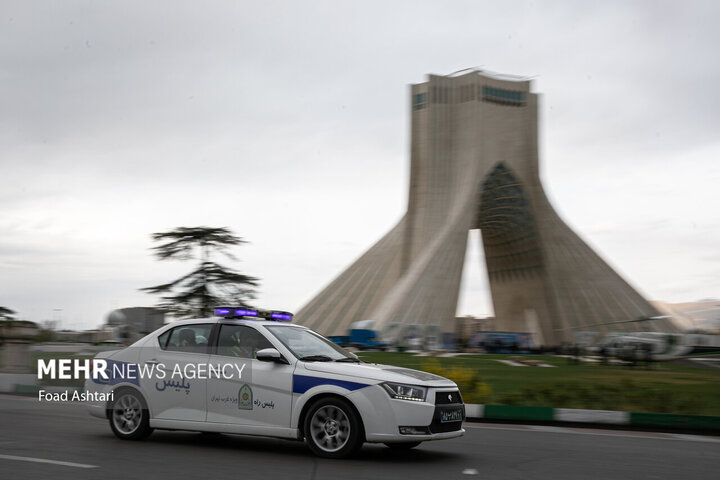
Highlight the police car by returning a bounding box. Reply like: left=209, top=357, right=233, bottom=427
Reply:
left=86, top=307, right=465, bottom=458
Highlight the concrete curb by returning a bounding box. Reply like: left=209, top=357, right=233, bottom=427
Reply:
left=0, top=373, right=36, bottom=393
left=0, top=374, right=83, bottom=396
left=466, top=404, right=720, bottom=432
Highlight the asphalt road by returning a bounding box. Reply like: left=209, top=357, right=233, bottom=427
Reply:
left=1, top=394, right=718, bottom=480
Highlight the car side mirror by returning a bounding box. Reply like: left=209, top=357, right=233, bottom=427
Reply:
left=256, top=348, right=289, bottom=364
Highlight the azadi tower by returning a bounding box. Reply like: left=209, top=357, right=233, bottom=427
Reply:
left=296, top=70, right=676, bottom=346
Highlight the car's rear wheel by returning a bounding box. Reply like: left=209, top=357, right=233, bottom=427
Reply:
left=109, top=389, right=153, bottom=440
left=304, top=397, right=363, bottom=458
left=384, top=441, right=422, bottom=450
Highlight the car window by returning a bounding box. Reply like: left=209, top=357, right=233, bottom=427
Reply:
left=266, top=325, right=355, bottom=360
left=216, top=324, right=273, bottom=359
left=162, top=324, right=212, bottom=353
left=158, top=330, right=171, bottom=349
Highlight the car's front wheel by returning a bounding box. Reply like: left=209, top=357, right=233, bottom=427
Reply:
left=304, top=397, right=363, bottom=458
left=109, top=389, right=153, bottom=440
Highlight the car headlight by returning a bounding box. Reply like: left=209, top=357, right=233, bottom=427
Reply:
left=381, top=382, right=427, bottom=402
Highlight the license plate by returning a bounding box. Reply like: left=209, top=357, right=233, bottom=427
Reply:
left=440, top=407, right=463, bottom=423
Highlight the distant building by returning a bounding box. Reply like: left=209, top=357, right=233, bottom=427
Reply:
left=106, top=307, right=165, bottom=343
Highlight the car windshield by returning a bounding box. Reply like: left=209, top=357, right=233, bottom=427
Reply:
left=265, top=325, right=358, bottom=362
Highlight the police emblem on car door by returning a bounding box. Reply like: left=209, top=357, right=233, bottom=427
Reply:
left=238, top=384, right=253, bottom=410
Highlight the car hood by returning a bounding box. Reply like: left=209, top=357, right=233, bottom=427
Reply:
left=302, top=361, right=457, bottom=387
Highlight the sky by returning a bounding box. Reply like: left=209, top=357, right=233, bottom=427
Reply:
left=1, top=0, right=719, bottom=330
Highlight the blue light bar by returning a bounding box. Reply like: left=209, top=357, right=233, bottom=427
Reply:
left=215, top=306, right=293, bottom=321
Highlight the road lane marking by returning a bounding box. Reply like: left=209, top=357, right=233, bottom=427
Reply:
left=0, top=454, right=98, bottom=469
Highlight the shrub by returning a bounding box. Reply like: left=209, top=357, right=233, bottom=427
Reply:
left=421, top=358, right=492, bottom=404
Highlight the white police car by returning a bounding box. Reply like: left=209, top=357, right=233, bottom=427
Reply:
left=86, top=307, right=465, bottom=458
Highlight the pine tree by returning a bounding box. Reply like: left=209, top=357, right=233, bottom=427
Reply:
left=140, top=227, right=259, bottom=318
left=0, top=306, right=16, bottom=321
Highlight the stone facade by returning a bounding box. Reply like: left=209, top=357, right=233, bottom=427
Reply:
left=296, top=71, right=676, bottom=346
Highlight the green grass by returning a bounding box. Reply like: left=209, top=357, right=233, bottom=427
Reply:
left=356, top=352, right=720, bottom=415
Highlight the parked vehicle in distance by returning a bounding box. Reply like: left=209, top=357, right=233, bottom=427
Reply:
left=328, top=328, right=390, bottom=351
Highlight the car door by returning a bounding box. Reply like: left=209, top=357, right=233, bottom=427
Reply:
left=206, top=323, right=294, bottom=429
left=138, top=323, right=212, bottom=422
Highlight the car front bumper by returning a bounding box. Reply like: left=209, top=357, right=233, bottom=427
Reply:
left=347, top=385, right=465, bottom=443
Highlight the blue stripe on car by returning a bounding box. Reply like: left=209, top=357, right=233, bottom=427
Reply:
left=292, top=375, right=369, bottom=394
